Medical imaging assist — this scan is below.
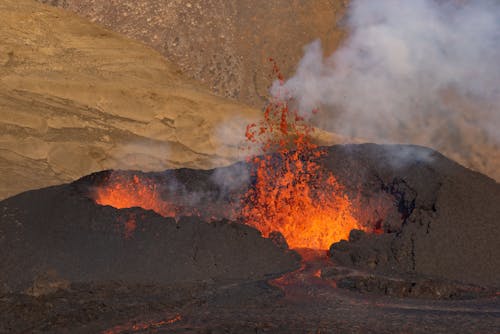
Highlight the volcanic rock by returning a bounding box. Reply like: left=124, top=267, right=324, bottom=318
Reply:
left=322, top=144, right=500, bottom=288
left=79, top=144, right=499, bottom=288
left=269, top=231, right=289, bottom=250
left=321, top=265, right=493, bottom=299
left=1, top=143, right=498, bottom=292
left=0, top=182, right=299, bottom=293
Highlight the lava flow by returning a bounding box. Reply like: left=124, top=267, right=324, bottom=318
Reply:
left=102, top=313, right=182, bottom=334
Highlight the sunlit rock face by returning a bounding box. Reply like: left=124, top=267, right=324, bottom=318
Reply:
left=1, top=0, right=351, bottom=200
left=40, top=0, right=500, bottom=183
left=0, top=0, right=262, bottom=200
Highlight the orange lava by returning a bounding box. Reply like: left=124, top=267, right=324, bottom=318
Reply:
left=94, top=174, right=176, bottom=217
left=102, top=314, right=181, bottom=334
left=240, top=65, right=363, bottom=249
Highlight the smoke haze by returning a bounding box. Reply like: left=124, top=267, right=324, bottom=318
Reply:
left=272, top=0, right=500, bottom=172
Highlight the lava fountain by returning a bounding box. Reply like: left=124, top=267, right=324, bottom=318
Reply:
left=240, top=97, right=363, bottom=250
left=92, top=63, right=365, bottom=250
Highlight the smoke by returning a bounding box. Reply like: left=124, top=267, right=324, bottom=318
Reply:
left=210, top=162, right=250, bottom=194
left=207, top=114, right=262, bottom=196
left=272, top=0, right=500, bottom=167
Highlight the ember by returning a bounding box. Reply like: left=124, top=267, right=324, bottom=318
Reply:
left=122, top=213, right=137, bottom=239
left=237, top=59, right=364, bottom=250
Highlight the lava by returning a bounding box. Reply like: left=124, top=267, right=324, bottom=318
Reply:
left=102, top=314, right=182, bottom=334
left=240, top=93, right=363, bottom=250
left=238, top=60, right=364, bottom=250
left=94, top=174, right=176, bottom=217
left=269, top=248, right=337, bottom=292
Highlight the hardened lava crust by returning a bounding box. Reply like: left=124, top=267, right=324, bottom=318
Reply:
left=1, top=144, right=499, bottom=333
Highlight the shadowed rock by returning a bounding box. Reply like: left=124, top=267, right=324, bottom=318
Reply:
left=323, top=144, right=500, bottom=288
left=0, top=183, right=299, bottom=293
left=1, top=144, right=499, bottom=292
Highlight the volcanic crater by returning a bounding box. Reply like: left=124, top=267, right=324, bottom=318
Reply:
left=1, top=143, right=500, bottom=332
left=2, top=1, right=500, bottom=333
left=1, top=144, right=500, bottom=290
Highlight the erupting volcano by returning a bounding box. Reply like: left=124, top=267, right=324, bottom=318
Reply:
left=2, top=1, right=500, bottom=332
left=92, top=114, right=361, bottom=249
left=93, top=71, right=363, bottom=250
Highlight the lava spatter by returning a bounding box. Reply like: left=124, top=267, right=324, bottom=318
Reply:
left=240, top=98, right=363, bottom=250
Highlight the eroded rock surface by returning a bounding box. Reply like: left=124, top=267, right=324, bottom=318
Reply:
left=0, top=0, right=263, bottom=200
left=39, top=0, right=348, bottom=107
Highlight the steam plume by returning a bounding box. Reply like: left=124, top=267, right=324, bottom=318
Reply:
left=272, top=0, right=500, bottom=167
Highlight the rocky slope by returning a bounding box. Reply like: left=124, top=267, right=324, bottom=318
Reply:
left=0, top=0, right=347, bottom=200
left=321, top=144, right=500, bottom=288
left=39, top=0, right=349, bottom=107
left=39, top=0, right=500, bottom=183
left=0, top=183, right=300, bottom=293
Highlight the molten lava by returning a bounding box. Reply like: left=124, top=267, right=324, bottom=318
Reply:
left=240, top=98, right=363, bottom=250
left=94, top=174, right=177, bottom=217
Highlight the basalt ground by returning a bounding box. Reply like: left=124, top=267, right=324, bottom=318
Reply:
left=1, top=144, right=499, bottom=333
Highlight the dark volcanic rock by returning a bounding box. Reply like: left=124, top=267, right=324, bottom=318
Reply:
left=0, top=183, right=299, bottom=293
left=1, top=143, right=499, bottom=293
left=321, top=265, right=494, bottom=300
left=269, top=231, right=289, bottom=250
left=322, top=144, right=500, bottom=288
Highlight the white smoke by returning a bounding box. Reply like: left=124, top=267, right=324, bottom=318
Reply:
left=272, top=0, right=500, bottom=153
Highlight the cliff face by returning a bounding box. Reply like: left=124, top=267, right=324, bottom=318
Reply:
left=0, top=0, right=266, bottom=199
left=0, top=0, right=346, bottom=200
left=38, top=0, right=348, bottom=107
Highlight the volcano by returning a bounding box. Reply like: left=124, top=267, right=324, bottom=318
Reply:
left=2, top=1, right=499, bottom=333
left=1, top=144, right=499, bottom=333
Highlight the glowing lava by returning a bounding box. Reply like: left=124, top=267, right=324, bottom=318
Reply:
left=102, top=314, right=182, bottom=334
left=93, top=174, right=176, bottom=217
left=240, top=98, right=363, bottom=250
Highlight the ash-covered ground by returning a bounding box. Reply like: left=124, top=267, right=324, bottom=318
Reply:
left=0, top=144, right=499, bottom=333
